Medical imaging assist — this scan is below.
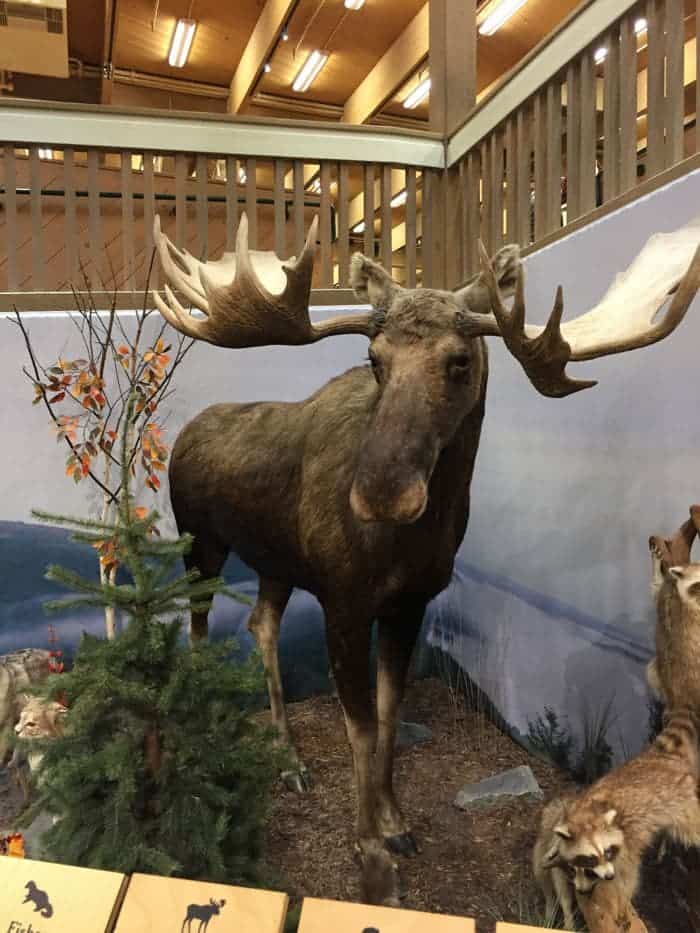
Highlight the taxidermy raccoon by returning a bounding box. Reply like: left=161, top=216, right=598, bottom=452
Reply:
left=533, top=796, right=578, bottom=929
left=540, top=709, right=700, bottom=907
left=647, top=540, right=700, bottom=714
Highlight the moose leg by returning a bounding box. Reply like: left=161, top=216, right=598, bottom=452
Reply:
left=248, top=578, right=310, bottom=792
left=325, top=611, right=401, bottom=907
left=183, top=536, right=228, bottom=642
left=375, top=605, right=424, bottom=857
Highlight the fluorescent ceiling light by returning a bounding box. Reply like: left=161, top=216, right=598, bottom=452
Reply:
left=238, top=166, right=247, bottom=184
left=634, top=17, right=647, bottom=34
left=478, top=0, right=529, bottom=36
left=352, top=221, right=365, bottom=234
left=308, top=177, right=322, bottom=195
left=390, top=190, right=407, bottom=208
left=594, top=45, right=607, bottom=64
left=263, top=62, right=272, bottom=73
left=168, top=18, right=197, bottom=68
left=292, top=49, right=329, bottom=93
left=403, top=76, right=430, bottom=110
left=38, top=148, right=52, bottom=160
left=344, top=0, right=365, bottom=8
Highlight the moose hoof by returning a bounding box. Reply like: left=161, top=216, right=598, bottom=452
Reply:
left=358, top=845, right=403, bottom=907
left=385, top=831, right=419, bottom=858
left=281, top=766, right=313, bottom=793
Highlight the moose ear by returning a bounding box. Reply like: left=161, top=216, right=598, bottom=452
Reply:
left=454, top=243, right=522, bottom=314
left=350, top=253, right=402, bottom=312
left=554, top=823, right=572, bottom=839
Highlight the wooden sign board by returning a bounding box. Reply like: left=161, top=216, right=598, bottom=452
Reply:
left=114, top=873, right=288, bottom=933
left=0, top=855, right=127, bottom=933
left=298, top=897, right=475, bottom=933
left=496, top=925, right=565, bottom=932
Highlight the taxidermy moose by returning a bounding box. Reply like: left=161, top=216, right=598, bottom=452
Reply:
left=152, top=211, right=700, bottom=905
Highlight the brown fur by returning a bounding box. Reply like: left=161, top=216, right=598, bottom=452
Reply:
left=533, top=796, right=579, bottom=929
left=648, top=544, right=700, bottom=715
left=542, top=710, right=700, bottom=906
left=169, top=245, right=519, bottom=902
left=8, top=695, right=67, bottom=802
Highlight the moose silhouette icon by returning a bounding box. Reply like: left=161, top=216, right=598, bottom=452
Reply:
left=22, top=880, right=54, bottom=918
left=181, top=898, right=226, bottom=932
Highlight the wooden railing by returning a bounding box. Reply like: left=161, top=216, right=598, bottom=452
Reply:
left=0, top=102, right=444, bottom=305
left=446, top=0, right=700, bottom=286
left=2, top=0, right=700, bottom=305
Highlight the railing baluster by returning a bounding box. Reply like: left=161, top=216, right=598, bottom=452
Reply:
left=516, top=107, right=531, bottom=246
left=320, top=161, right=332, bottom=286
left=225, top=156, right=238, bottom=251
left=293, top=161, right=304, bottom=256
left=246, top=157, right=257, bottom=250
left=566, top=61, right=581, bottom=221
left=405, top=166, right=417, bottom=288
left=87, top=148, right=103, bottom=290
left=174, top=153, right=186, bottom=251
left=3, top=146, right=18, bottom=289
left=121, top=150, right=135, bottom=291
left=195, top=153, right=207, bottom=259
left=457, top=158, right=467, bottom=280
left=144, top=150, right=156, bottom=287
left=603, top=23, right=621, bottom=203
left=29, top=147, right=44, bottom=291
left=505, top=116, right=517, bottom=243
left=579, top=49, right=597, bottom=215
left=63, top=147, right=77, bottom=287
left=422, top=169, right=434, bottom=287
left=490, top=131, right=503, bottom=251
left=465, top=150, right=479, bottom=274
left=480, top=140, right=491, bottom=252
left=664, top=0, right=684, bottom=167
left=445, top=163, right=462, bottom=288
left=533, top=91, right=547, bottom=239
left=274, top=158, right=286, bottom=258
left=380, top=163, right=392, bottom=274
left=646, top=0, right=665, bottom=178
left=619, top=11, right=638, bottom=193
left=363, top=164, right=374, bottom=258
left=337, top=162, right=350, bottom=287
left=546, top=80, right=562, bottom=234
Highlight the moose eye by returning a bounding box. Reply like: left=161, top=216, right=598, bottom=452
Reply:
left=449, top=354, right=470, bottom=377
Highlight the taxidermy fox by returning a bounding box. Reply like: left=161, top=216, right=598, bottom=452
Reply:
left=539, top=709, right=700, bottom=907
left=647, top=538, right=700, bottom=714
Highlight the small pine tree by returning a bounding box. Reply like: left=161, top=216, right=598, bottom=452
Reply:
left=24, top=394, right=282, bottom=883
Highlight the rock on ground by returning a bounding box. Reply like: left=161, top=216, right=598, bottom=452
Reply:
left=453, top=764, right=543, bottom=810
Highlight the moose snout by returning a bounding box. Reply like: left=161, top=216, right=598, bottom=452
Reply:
left=350, top=476, right=428, bottom=524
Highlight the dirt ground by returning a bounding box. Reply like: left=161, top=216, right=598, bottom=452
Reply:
left=264, top=678, right=699, bottom=933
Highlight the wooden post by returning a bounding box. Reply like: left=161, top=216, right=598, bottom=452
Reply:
left=429, top=0, right=477, bottom=135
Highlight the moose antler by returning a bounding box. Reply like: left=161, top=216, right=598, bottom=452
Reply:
left=477, top=217, right=700, bottom=397
left=152, top=214, right=374, bottom=348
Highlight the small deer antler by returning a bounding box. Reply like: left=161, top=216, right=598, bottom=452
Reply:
left=476, top=217, right=700, bottom=397
left=152, top=214, right=374, bottom=348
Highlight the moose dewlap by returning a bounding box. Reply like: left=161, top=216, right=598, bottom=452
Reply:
left=0, top=855, right=126, bottom=933
left=113, top=873, right=288, bottom=933
left=298, top=897, right=475, bottom=932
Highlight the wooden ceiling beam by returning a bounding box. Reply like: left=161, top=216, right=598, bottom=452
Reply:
left=342, top=4, right=428, bottom=125
left=228, top=0, right=297, bottom=114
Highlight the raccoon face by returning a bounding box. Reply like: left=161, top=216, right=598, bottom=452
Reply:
left=668, top=563, right=700, bottom=604
left=549, top=809, right=623, bottom=893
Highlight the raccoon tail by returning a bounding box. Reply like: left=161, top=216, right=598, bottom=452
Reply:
left=655, top=707, right=699, bottom=755
left=41, top=906, right=53, bottom=919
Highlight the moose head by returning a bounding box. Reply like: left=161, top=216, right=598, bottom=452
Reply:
left=152, top=213, right=700, bottom=526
